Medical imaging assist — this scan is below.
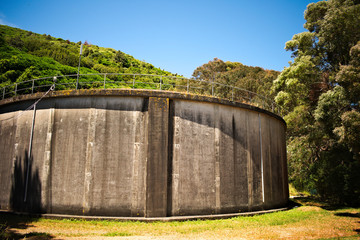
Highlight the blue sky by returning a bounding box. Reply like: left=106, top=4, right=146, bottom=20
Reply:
left=1, top=0, right=318, bottom=77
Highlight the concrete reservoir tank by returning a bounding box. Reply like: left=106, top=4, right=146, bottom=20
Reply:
left=0, top=89, right=288, bottom=218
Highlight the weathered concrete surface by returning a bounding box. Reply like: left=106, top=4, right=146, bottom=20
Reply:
left=0, top=90, right=288, bottom=217
left=170, top=101, right=286, bottom=215
left=0, top=111, right=17, bottom=211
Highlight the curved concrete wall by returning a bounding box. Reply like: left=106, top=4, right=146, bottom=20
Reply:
left=0, top=90, right=288, bottom=217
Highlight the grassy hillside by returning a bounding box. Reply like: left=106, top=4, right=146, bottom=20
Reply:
left=0, top=25, right=176, bottom=89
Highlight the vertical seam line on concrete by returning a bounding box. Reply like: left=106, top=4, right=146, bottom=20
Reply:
left=144, top=124, right=148, bottom=217
left=83, top=107, right=96, bottom=214
left=166, top=100, right=174, bottom=217
left=131, top=110, right=140, bottom=216
left=259, top=113, right=265, bottom=203
left=172, top=113, right=179, bottom=215
left=268, top=117, right=273, bottom=203
left=215, top=128, right=221, bottom=213
left=214, top=105, right=221, bottom=214
left=42, top=107, right=54, bottom=211
left=281, top=125, right=288, bottom=203
left=246, top=113, right=253, bottom=209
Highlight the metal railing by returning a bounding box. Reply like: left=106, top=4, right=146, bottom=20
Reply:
left=1, top=73, right=283, bottom=116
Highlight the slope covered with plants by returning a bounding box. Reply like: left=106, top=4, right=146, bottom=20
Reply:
left=0, top=25, right=175, bottom=90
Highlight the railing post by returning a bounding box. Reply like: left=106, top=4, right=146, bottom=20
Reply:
left=104, top=74, right=107, bottom=90
left=53, top=76, right=57, bottom=91
left=212, top=81, right=214, bottom=96
left=133, top=74, right=135, bottom=89
left=2, top=87, right=5, bottom=100
left=187, top=78, right=189, bottom=93
left=76, top=44, right=83, bottom=90
left=32, top=79, right=34, bottom=94
left=15, top=83, right=17, bottom=96
left=76, top=74, right=80, bottom=90
left=232, top=87, right=234, bottom=101
left=160, top=76, right=162, bottom=90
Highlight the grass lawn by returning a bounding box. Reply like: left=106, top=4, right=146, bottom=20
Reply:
left=1, top=197, right=359, bottom=239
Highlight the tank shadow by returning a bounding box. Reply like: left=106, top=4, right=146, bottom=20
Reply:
left=10, top=150, right=42, bottom=213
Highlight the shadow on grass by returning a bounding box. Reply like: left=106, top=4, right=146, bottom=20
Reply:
left=290, top=196, right=360, bottom=211
left=334, top=212, right=360, bottom=218
left=288, top=198, right=303, bottom=208
left=0, top=212, right=54, bottom=239
left=335, top=212, right=360, bottom=235
left=289, top=196, right=323, bottom=208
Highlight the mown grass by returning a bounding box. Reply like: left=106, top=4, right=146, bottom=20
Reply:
left=102, top=231, right=133, bottom=237
left=1, top=198, right=359, bottom=239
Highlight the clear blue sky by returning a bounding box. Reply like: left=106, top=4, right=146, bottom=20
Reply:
left=1, top=0, right=318, bottom=77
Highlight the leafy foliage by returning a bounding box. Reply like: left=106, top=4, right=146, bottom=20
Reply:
left=191, top=58, right=279, bottom=103
left=273, top=0, right=360, bottom=205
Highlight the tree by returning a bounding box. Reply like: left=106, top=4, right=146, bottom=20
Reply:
left=192, top=58, right=227, bottom=82
left=272, top=0, right=360, bottom=205
left=335, top=41, right=360, bottom=108
left=192, top=58, right=279, bottom=102
left=305, top=0, right=360, bottom=70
